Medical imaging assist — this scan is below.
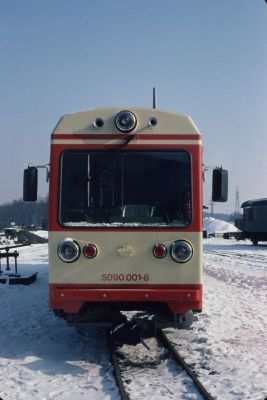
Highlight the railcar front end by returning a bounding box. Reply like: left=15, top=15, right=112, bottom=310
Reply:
left=46, top=107, right=203, bottom=329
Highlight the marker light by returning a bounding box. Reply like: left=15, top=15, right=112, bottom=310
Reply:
left=170, top=240, right=193, bottom=263
left=149, top=117, right=157, bottom=127
left=94, top=118, right=104, bottom=128
left=115, top=110, right=137, bottom=132
left=57, top=238, right=80, bottom=263
left=83, top=243, right=98, bottom=259
left=153, top=243, right=167, bottom=259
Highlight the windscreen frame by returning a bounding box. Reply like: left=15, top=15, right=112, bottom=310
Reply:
left=58, top=149, right=193, bottom=229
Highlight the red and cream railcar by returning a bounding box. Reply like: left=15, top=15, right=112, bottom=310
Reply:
left=24, top=107, right=227, bottom=329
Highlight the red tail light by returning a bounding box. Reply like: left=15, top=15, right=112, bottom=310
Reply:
left=83, top=244, right=98, bottom=259
left=153, top=244, right=167, bottom=259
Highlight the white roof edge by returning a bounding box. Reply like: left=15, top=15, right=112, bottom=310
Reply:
left=52, top=107, right=201, bottom=135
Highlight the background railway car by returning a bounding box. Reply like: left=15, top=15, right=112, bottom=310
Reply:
left=235, top=198, right=267, bottom=245
left=23, top=105, right=227, bottom=331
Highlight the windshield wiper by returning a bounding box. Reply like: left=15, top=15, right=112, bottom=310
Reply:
left=82, top=135, right=135, bottom=182
left=111, top=134, right=135, bottom=151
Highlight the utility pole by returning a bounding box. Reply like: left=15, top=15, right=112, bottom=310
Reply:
left=210, top=199, right=214, bottom=217
left=234, top=186, right=240, bottom=216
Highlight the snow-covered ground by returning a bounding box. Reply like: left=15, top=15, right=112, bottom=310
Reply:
left=203, top=217, right=238, bottom=236
left=168, top=238, right=267, bottom=400
left=0, top=225, right=266, bottom=400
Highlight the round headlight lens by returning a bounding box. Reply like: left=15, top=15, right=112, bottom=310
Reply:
left=170, top=240, right=193, bottom=263
left=57, top=238, right=80, bottom=263
left=115, top=110, right=137, bottom=132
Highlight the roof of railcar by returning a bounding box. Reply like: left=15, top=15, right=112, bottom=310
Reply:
left=52, top=107, right=201, bottom=135
left=241, top=198, right=267, bottom=208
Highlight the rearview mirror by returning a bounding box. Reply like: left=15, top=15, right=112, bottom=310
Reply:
left=212, top=168, right=228, bottom=202
left=23, top=167, right=38, bottom=201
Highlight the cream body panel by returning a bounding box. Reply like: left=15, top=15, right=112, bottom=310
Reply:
left=49, top=231, right=202, bottom=285
left=52, top=108, right=201, bottom=136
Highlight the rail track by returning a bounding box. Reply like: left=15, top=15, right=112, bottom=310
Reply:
left=205, top=249, right=267, bottom=263
left=107, top=329, right=214, bottom=400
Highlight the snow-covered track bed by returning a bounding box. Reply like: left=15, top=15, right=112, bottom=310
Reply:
left=158, top=329, right=214, bottom=400
left=205, top=249, right=267, bottom=263
left=0, top=236, right=266, bottom=399
left=204, top=239, right=267, bottom=292
left=107, top=329, right=212, bottom=400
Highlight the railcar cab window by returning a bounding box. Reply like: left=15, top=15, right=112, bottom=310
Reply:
left=59, top=151, right=192, bottom=228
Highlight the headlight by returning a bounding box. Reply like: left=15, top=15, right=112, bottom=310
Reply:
left=57, top=238, right=80, bottom=263
left=170, top=240, right=193, bottom=263
left=115, top=110, right=137, bottom=132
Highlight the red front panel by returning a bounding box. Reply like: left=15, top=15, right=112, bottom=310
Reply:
left=49, top=283, right=202, bottom=314
left=48, top=134, right=203, bottom=317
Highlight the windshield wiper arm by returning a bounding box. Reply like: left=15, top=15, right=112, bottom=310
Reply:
left=111, top=134, right=135, bottom=151
left=82, top=134, right=135, bottom=182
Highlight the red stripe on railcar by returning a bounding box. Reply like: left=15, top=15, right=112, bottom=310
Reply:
left=51, top=133, right=202, bottom=140
left=49, top=283, right=202, bottom=314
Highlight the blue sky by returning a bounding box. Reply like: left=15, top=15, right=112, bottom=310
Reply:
left=0, top=0, right=266, bottom=213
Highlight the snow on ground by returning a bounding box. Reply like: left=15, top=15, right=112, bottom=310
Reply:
left=0, top=243, right=119, bottom=400
left=112, top=337, right=204, bottom=400
left=204, top=217, right=238, bottom=235
left=0, top=224, right=266, bottom=400
left=30, top=230, right=49, bottom=239
left=167, top=238, right=267, bottom=400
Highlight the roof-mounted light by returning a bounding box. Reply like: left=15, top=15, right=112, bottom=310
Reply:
left=94, top=118, right=104, bottom=128
left=115, top=110, right=137, bottom=132
left=149, top=117, right=157, bottom=127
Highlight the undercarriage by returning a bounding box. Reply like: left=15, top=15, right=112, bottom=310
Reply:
left=53, top=301, right=195, bottom=343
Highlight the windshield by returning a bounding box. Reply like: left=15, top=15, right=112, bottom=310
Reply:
left=60, top=151, right=192, bottom=227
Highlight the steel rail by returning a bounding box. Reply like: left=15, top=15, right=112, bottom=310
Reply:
left=205, top=249, right=267, bottom=263
left=157, top=329, right=214, bottom=400
left=107, top=327, right=214, bottom=400
left=107, top=333, right=130, bottom=400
